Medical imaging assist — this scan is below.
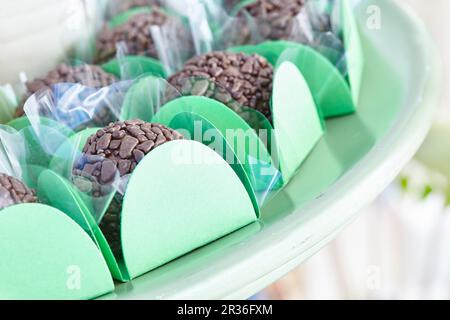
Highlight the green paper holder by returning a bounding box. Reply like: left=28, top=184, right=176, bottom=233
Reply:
left=151, top=60, right=324, bottom=193
left=40, top=139, right=257, bottom=281
left=0, top=204, right=114, bottom=299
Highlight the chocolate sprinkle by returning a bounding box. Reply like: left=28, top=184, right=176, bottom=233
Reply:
left=227, top=0, right=305, bottom=43
left=168, top=51, right=274, bottom=120
left=0, top=173, right=38, bottom=210
left=95, top=10, right=168, bottom=64
left=74, top=120, right=184, bottom=257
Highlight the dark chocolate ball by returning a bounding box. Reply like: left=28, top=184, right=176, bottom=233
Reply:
left=168, top=51, right=273, bottom=120
left=0, top=173, right=38, bottom=210
left=74, top=120, right=184, bottom=258
left=16, top=63, right=117, bottom=117
left=74, top=119, right=184, bottom=184
left=227, top=0, right=305, bottom=43
left=95, top=10, right=168, bottom=64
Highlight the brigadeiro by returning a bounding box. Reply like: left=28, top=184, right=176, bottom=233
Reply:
left=0, top=173, right=38, bottom=210
left=226, top=0, right=306, bottom=43
left=73, top=120, right=184, bottom=257
left=95, top=8, right=168, bottom=64
left=16, top=63, right=117, bottom=117
left=168, top=51, right=274, bottom=121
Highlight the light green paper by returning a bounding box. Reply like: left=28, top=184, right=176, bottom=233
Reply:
left=230, top=41, right=355, bottom=118
left=272, top=62, right=324, bottom=182
left=121, top=140, right=257, bottom=278
left=37, top=169, right=129, bottom=282
left=0, top=204, right=113, bottom=299
left=38, top=170, right=96, bottom=233
left=341, top=0, right=364, bottom=105
left=152, top=96, right=275, bottom=196
left=102, top=56, right=166, bottom=79
left=44, top=136, right=257, bottom=281
left=168, top=111, right=260, bottom=213
left=153, top=96, right=272, bottom=164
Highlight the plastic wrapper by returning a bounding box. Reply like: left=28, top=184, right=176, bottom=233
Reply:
left=189, top=0, right=346, bottom=74
left=17, top=61, right=285, bottom=258
left=14, top=82, right=131, bottom=266
left=95, top=2, right=195, bottom=76
left=0, top=123, right=99, bottom=242
left=61, top=0, right=106, bottom=63
left=0, top=1, right=107, bottom=124
left=178, top=0, right=363, bottom=119
left=191, top=0, right=311, bottom=47
left=10, top=62, right=121, bottom=119
left=0, top=125, right=26, bottom=180
left=0, top=85, right=17, bottom=124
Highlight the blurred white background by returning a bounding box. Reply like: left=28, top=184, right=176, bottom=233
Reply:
left=259, top=0, right=450, bottom=300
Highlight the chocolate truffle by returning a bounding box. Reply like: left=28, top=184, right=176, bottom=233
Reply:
left=16, top=63, right=117, bottom=117
left=227, top=0, right=305, bottom=43
left=0, top=173, right=38, bottom=210
left=168, top=51, right=273, bottom=120
left=74, top=119, right=184, bottom=257
left=95, top=9, right=168, bottom=64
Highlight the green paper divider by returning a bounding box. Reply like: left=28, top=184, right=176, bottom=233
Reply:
left=152, top=96, right=277, bottom=196
left=44, top=138, right=257, bottom=281
left=37, top=169, right=129, bottom=282
left=109, top=7, right=152, bottom=28
left=168, top=111, right=259, bottom=214
left=229, top=40, right=355, bottom=118
left=271, top=61, right=324, bottom=182
left=102, top=56, right=166, bottom=79
left=0, top=203, right=114, bottom=299
left=38, top=170, right=97, bottom=233
left=341, top=0, right=364, bottom=105
left=153, top=96, right=272, bottom=164
left=12, top=124, right=74, bottom=170
left=120, top=140, right=257, bottom=278
left=152, top=61, right=323, bottom=189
